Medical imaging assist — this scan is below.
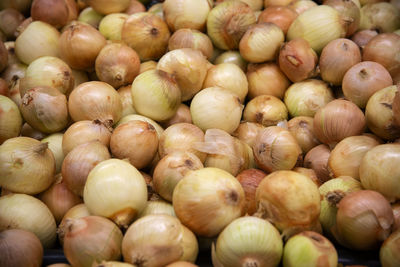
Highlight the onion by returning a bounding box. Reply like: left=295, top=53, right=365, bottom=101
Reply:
left=98, top=13, right=128, bottom=41
left=20, top=122, right=47, bottom=140
left=41, top=133, right=64, bottom=174
left=39, top=174, right=82, bottom=224
left=139, top=60, right=157, bottom=74
left=258, top=6, right=298, bottom=34
left=214, top=217, right=282, bottom=267
left=0, top=193, right=57, bottom=248
left=117, top=114, right=164, bottom=138
left=2, top=63, right=27, bottom=84
left=0, top=78, right=8, bottom=96
left=31, top=0, right=70, bottom=28
left=287, top=5, right=347, bottom=53
left=363, top=33, right=400, bottom=83
left=121, top=12, right=170, bottom=61
left=59, top=22, right=106, bottom=70
left=206, top=0, right=256, bottom=50
left=360, top=3, right=400, bottom=33
left=284, top=79, right=334, bottom=117
left=68, top=81, right=123, bottom=125
left=180, top=225, right=199, bottom=263
left=304, top=144, right=331, bottom=184
left=283, top=231, right=338, bottom=267
left=351, top=29, right=378, bottom=49
left=288, top=0, right=318, bottom=14
left=137, top=199, right=176, bottom=219
left=190, top=87, right=243, bottom=134
left=236, top=169, right=266, bottom=215
left=253, top=126, right=302, bottom=173
left=343, top=61, right=393, bottom=108
left=278, top=38, right=318, bottom=83
left=148, top=2, right=164, bottom=18
left=0, top=8, right=25, bottom=39
left=0, top=95, right=22, bottom=144
left=166, top=262, right=198, bottom=267
left=157, top=48, right=208, bottom=101
left=214, top=50, right=247, bottom=72
left=95, top=43, right=140, bottom=89
left=84, top=159, right=147, bottom=228
left=168, top=29, right=213, bottom=60
left=0, top=229, right=43, bottom=267
left=14, top=17, right=32, bottom=38
left=293, top=167, right=321, bottom=186
left=392, top=203, right=400, bottom=232
left=324, top=0, right=361, bottom=36
left=163, top=0, right=211, bottom=32
left=264, top=0, right=293, bottom=5
left=173, top=167, right=245, bottom=237
left=216, top=0, right=263, bottom=10
left=365, top=85, right=400, bottom=140
left=117, top=85, right=136, bottom=117
left=319, top=38, right=362, bottom=86
left=232, top=122, right=265, bottom=148
left=58, top=203, right=91, bottom=246
left=333, top=190, right=394, bottom=250
left=313, top=99, right=366, bottom=146
left=86, top=0, right=130, bottom=14
left=77, top=7, right=104, bottom=29
left=288, top=116, right=320, bottom=154
left=255, top=170, right=321, bottom=238
left=15, top=21, right=60, bottom=65
left=360, top=144, right=400, bottom=202
left=125, top=0, right=146, bottom=14
left=61, top=216, right=123, bottom=266
left=243, top=95, right=288, bottom=127
left=239, top=22, right=284, bottom=63
left=380, top=230, right=400, bottom=267
left=160, top=104, right=192, bottom=128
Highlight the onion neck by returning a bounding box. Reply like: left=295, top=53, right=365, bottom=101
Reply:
left=110, top=207, right=137, bottom=230
left=33, top=142, right=48, bottom=154
left=326, top=190, right=346, bottom=207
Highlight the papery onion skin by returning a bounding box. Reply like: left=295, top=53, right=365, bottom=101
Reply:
left=98, top=13, right=128, bottom=41
left=288, top=116, right=321, bottom=154
left=58, top=203, right=91, bottom=246
left=0, top=78, right=9, bottom=96
left=77, top=7, right=104, bottom=28
left=214, top=50, right=247, bottom=72
left=0, top=95, right=22, bottom=144
left=360, top=144, right=400, bottom=202
left=293, top=167, right=321, bottom=187
left=236, top=169, right=266, bottom=215
left=0, top=229, right=43, bottom=267
left=117, top=85, right=136, bottom=117
left=243, top=95, right=288, bottom=127
left=0, top=193, right=57, bottom=248
left=232, top=122, right=265, bottom=149
left=360, top=3, right=400, bottom=33
left=304, top=144, right=331, bottom=184
left=173, top=167, right=245, bottom=237
left=258, top=6, right=298, bottom=35
left=139, top=60, right=157, bottom=74
left=324, top=0, right=361, bottom=37
left=168, top=29, right=214, bottom=60
left=380, top=230, right=400, bottom=267
left=351, top=29, right=378, bottom=50
left=31, top=0, right=70, bottom=29
left=117, top=114, right=164, bottom=138
left=86, top=0, right=130, bottom=14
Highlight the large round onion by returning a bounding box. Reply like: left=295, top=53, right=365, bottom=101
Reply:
left=0, top=95, right=22, bottom=144
left=360, top=2, right=400, bottom=33
left=258, top=6, right=298, bottom=34
left=31, top=0, right=71, bottom=29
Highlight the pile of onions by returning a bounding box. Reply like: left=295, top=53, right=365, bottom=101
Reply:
left=0, top=95, right=22, bottom=144
left=168, top=29, right=214, bottom=60
left=243, top=95, right=288, bottom=127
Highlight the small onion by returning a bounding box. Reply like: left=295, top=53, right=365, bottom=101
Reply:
left=236, top=169, right=266, bottom=215
left=324, top=0, right=361, bottom=36
left=58, top=203, right=91, bottom=246
left=41, top=133, right=64, bottom=174
left=284, top=79, right=334, bottom=117
left=380, top=230, right=400, bottom=267
left=232, top=122, right=265, bottom=148
left=304, top=144, right=331, bottom=184
left=288, top=0, right=318, bottom=14
left=86, top=0, right=130, bottom=14
left=0, top=137, right=55, bottom=194
left=20, top=122, right=47, bottom=140
left=243, top=95, right=288, bottom=127
left=31, top=0, right=70, bottom=28
left=139, top=60, right=157, bottom=74
left=0, top=8, right=25, bottom=39
left=288, top=116, right=321, bottom=154
left=117, top=85, right=136, bottom=117
left=253, top=126, right=302, bottom=173
left=258, top=6, right=298, bottom=34
left=98, top=13, right=128, bottom=41
left=137, top=199, right=176, bottom=219
left=214, top=50, right=247, bottom=72
left=160, top=103, right=192, bottom=128
left=0, top=193, right=57, bottom=248
left=351, top=29, right=378, bottom=49
left=117, top=114, right=164, bottom=137
left=360, top=3, right=400, bottom=33
left=125, top=0, right=146, bottom=15
left=77, top=7, right=103, bottom=28
left=168, top=29, right=214, bottom=60
left=173, top=167, right=245, bottom=237
left=84, top=159, right=148, bottom=228
left=293, top=167, right=321, bottom=186
left=61, top=216, right=123, bottom=267
left=0, top=95, right=22, bottom=144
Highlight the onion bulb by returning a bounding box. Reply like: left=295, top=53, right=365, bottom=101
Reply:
left=31, top=0, right=71, bottom=29
left=168, top=29, right=214, bottom=60
left=214, top=216, right=283, bottom=267
left=20, top=122, right=47, bottom=140
left=258, top=6, right=298, bottom=35
left=125, top=0, right=146, bottom=15
left=41, top=133, right=64, bottom=174
left=288, top=116, right=320, bottom=154
left=139, top=60, right=157, bottom=74
left=0, top=8, right=25, bottom=40
left=0, top=193, right=57, bottom=248
left=173, top=167, right=245, bottom=237
left=77, top=7, right=103, bottom=28
left=236, top=169, right=266, bottom=215
left=86, top=0, right=130, bottom=14
left=160, top=103, right=192, bottom=128
left=243, top=95, right=288, bottom=127
left=360, top=3, right=400, bottom=33
left=137, top=199, right=176, bottom=219
left=288, top=0, right=318, bottom=14
left=0, top=95, right=22, bottom=144
left=0, top=78, right=8, bottom=96
left=351, top=29, right=378, bottom=49
left=117, top=114, right=164, bottom=138
left=98, top=13, right=128, bottom=41
left=118, top=85, right=136, bottom=117
left=0, top=229, right=43, bottom=267
left=232, top=122, right=264, bottom=148
left=214, top=50, right=247, bottom=72
left=304, top=144, right=331, bottom=184
left=324, top=0, right=361, bottom=37
left=380, top=230, right=400, bottom=267
left=58, top=203, right=91, bottom=246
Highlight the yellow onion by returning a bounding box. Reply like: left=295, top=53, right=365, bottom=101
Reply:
left=0, top=95, right=22, bottom=144
left=287, top=5, right=348, bottom=53
left=20, top=86, right=69, bottom=134
left=117, top=85, right=136, bottom=117
left=168, top=29, right=214, bottom=60
left=253, top=126, right=302, bottom=173
left=122, top=12, right=170, bottom=61
left=59, top=22, right=106, bottom=70
left=77, top=7, right=103, bottom=28
left=20, top=122, right=47, bottom=140
left=194, top=129, right=252, bottom=176
left=0, top=8, right=25, bottom=40
left=160, top=104, right=192, bottom=128
left=61, top=216, right=123, bottom=267
left=98, top=13, right=128, bottom=41
left=284, top=79, right=334, bottom=117
left=288, top=0, right=318, bottom=14
left=319, top=176, right=362, bottom=237
left=137, top=199, right=176, bottom=219
left=320, top=38, right=362, bottom=86
left=283, top=231, right=338, bottom=267
left=342, top=61, right=393, bottom=108
left=83, top=159, right=147, bottom=228
left=202, top=63, right=248, bottom=102
left=15, top=21, right=60, bottom=65
left=39, top=174, right=82, bottom=224
left=71, top=69, right=88, bottom=88
left=190, top=87, right=243, bottom=134
left=0, top=229, right=43, bottom=267
left=392, top=203, right=400, bottom=232
left=31, top=0, right=71, bottom=29
left=360, top=144, right=400, bottom=202
left=207, top=0, right=256, bottom=50
left=173, top=167, right=245, bottom=237
left=255, top=170, right=321, bottom=239
left=180, top=225, right=199, bottom=263
left=324, top=0, right=361, bottom=36
left=236, top=169, right=266, bottom=215
left=380, top=229, right=400, bottom=267
left=117, top=114, right=164, bottom=138
left=125, top=0, right=146, bottom=14
left=0, top=137, right=55, bottom=194
left=328, top=135, right=381, bottom=180
left=0, top=193, right=57, bottom=248
left=41, top=133, right=64, bottom=174
left=158, top=123, right=206, bottom=162
left=333, top=190, right=394, bottom=250
left=214, top=50, right=247, bottom=72
left=258, top=6, right=298, bottom=35
left=360, top=3, right=400, bottom=33
left=293, top=167, right=321, bottom=187
left=239, top=22, right=284, bottom=63
left=246, top=63, right=290, bottom=100
left=243, top=95, right=288, bottom=127
left=86, top=0, right=130, bottom=14
left=58, top=203, right=91, bottom=246
left=163, top=0, right=211, bottom=32
left=62, top=141, right=111, bottom=197
left=365, top=85, right=399, bottom=140
left=232, top=122, right=265, bottom=148
left=351, top=29, right=378, bottom=49
left=148, top=2, right=163, bottom=18
left=288, top=116, right=320, bottom=154
left=214, top=217, right=283, bottom=267
left=68, top=81, right=123, bottom=125
left=313, top=99, right=366, bottom=146
left=304, top=144, right=331, bottom=184
left=139, top=60, right=157, bottom=74
left=157, top=48, right=209, bottom=101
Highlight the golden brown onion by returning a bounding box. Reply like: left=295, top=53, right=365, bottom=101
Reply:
left=168, top=28, right=213, bottom=59
left=243, top=95, right=288, bottom=127
left=58, top=203, right=91, bottom=246
left=232, top=122, right=265, bottom=148
left=98, top=13, right=128, bottom=41
left=124, top=0, right=146, bottom=14
left=304, top=144, right=331, bottom=184
left=258, top=6, right=298, bottom=34
left=86, top=0, right=130, bottom=14
left=380, top=229, right=400, bottom=267
left=0, top=95, right=22, bottom=144
left=214, top=50, right=247, bottom=72
left=288, top=116, right=320, bottom=154
left=0, top=8, right=25, bottom=39
left=236, top=168, right=266, bottom=215
left=350, top=29, right=378, bottom=50
left=31, top=0, right=70, bottom=28
left=160, top=104, right=192, bottom=128
left=360, top=3, right=400, bottom=33
left=324, top=0, right=361, bottom=36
